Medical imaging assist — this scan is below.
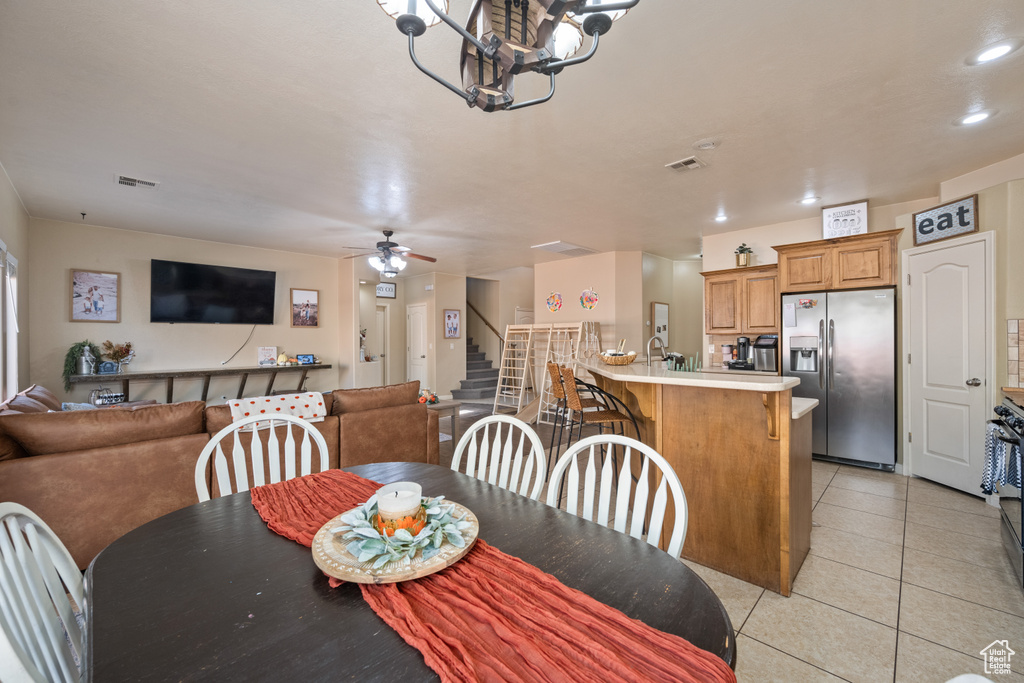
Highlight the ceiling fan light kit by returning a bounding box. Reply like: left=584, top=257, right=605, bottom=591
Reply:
left=343, top=229, right=437, bottom=277
left=379, top=0, right=640, bottom=112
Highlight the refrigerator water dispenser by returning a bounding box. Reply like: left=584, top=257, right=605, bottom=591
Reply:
left=789, top=335, right=818, bottom=373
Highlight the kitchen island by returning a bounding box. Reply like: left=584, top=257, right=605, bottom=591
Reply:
left=577, top=357, right=814, bottom=595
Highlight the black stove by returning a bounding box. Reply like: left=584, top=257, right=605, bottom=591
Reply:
left=993, top=398, right=1024, bottom=589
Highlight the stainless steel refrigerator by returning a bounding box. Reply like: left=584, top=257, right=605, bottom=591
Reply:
left=781, top=288, right=896, bottom=469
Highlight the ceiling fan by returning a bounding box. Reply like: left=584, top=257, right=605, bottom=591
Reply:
left=342, top=229, right=437, bottom=277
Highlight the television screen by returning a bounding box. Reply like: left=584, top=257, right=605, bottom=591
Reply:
left=150, top=259, right=276, bottom=324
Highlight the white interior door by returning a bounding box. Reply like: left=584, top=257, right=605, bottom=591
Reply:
left=906, top=233, right=991, bottom=494
left=515, top=307, right=534, bottom=325
left=406, top=304, right=427, bottom=386
left=376, top=305, right=388, bottom=385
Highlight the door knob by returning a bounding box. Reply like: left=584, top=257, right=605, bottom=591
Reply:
left=966, top=378, right=981, bottom=386
left=421, top=355, right=426, bottom=359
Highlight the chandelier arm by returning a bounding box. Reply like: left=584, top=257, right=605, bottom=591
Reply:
left=541, top=31, right=600, bottom=73
left=406, top=32, right=474, bottom=102
left=572, top=0, right=639, bottom=14
left=505, top=73, right=556, bottom=111
left=420, top=0, right=495, bottom=58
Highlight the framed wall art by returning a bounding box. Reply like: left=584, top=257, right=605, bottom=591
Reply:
left=822, top=200, right=868, bottom=239
left=443, top=309, right=461, bottom=339
left=912, top=194, right=978, bottom=246
left=70, top=269, right=120, bottom=323
left=291, top=288, right=319, bottom=328
left=651, top=301, right=669, bottom=349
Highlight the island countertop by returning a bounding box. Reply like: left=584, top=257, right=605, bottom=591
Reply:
left=577, top=357, right=799, bottom=391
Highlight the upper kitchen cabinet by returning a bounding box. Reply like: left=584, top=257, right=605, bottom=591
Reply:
left=703, top=264, right=779, bottom=335
left=773, top=229, right=902, bottom=293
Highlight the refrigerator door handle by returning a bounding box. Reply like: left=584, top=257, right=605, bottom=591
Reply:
left=827, top=318, right=835, bottom=390
left=818, top=319, right=825, bottom=390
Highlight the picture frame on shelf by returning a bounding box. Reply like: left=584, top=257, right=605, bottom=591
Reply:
left=443, top=309, right=461, bottom=339
left=296, top=354, right=315, bottom=365
left=257, top=346, right=278, bottom=367
left=290, top=288, right=319, bottom=328
left=70, top=269, right=120, bottom=323
left=821, top=200, right=868, bottom=239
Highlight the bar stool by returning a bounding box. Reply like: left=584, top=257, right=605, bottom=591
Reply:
left=560, top=366, right=641, bottom=445
left=545, top=362, right=603, bottom=462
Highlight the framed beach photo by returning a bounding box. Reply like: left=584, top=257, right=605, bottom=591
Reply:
left=291, top=289, right=319, bottom=328
left=70, top=269, right=120, bottom=323
left=443, top=309, right=461, bottom=339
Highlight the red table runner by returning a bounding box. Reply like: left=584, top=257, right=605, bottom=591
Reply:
left=251, top=469, right=736, bottom=683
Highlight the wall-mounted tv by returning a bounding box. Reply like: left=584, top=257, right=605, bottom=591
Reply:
left=150, top=259, right=276, bottom=325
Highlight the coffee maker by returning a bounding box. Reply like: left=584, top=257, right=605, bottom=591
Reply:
left=728, top=336, right=754, bottom=370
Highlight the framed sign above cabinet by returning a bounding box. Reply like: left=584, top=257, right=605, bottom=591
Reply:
left=376, top=282, right=396, bottom=299
left=912, top=194, right=978, bottom=246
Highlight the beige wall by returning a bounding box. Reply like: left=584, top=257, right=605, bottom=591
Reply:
left=466, top=277, right=500, bottom=363
left=433, top=273, right=467, bottom=398
left=642, top=253, right=673, bottom=351
left=468, top=266, right=534, bottom=365
left=0, top=164, right=30, bottom=392
left=672, top=260, right=705, bottom=357
left=30, top=218, right=345, bottom=403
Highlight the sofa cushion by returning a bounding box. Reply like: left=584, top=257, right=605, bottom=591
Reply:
left=22, top=384, right=61, bottom=411
left=0, top=395, right=51, bottom=414
left=0, top=432, right=211, bottom=569
left=338, top=402, right=433, bottom=467
left=0, top=400, right=206, bottom=456
left=331, top=381, right=420, bottom=415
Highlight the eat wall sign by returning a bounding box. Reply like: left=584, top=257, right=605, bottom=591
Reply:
left=912, top=194, right=979, bottom=246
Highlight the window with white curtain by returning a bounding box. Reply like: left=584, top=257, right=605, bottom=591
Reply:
left=5, top=252, right=18, bottom=399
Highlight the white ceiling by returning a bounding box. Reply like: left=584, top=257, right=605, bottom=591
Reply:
left=1, top=1, right=1022, bottom=278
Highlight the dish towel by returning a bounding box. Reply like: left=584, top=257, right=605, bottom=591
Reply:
left=981, top=422, right=1022, bottom=494
left=250, top=470, right=736, bottom=683
left=227, top=392, right=325, bottom=431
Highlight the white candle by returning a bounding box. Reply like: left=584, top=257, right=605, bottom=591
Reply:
left=376, top=482, right=422, bottom=521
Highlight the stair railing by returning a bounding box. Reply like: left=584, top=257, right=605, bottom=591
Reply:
left=466, top=300, right=505, bottom=356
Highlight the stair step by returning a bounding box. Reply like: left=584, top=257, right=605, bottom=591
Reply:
left=451, top=387, right=496, bottom=400
left=466, top=344, right=479, bottom=354
left=466, top=368, right=499, bottom=379
left=466, top=352, right=486, bottom=362
left=459, top=377, right=499, bottom=390
left=467, top=360, right=493, bottom=370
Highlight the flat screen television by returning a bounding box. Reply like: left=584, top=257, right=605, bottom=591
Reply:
left=150, top=259, right=276, bottom=324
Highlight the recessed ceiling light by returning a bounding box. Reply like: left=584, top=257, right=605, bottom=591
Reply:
left=967, top=39, right=1022, bottom=65
left=958, top=111, right=992, bottom=125
left=715, top=215, right=728, bottom=222
left=799, top=196, right=820, bottom=205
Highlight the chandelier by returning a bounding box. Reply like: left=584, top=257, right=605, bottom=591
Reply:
left=378, top=0, right=639, bottom=112
left=369, top=253, right=407, bottom=278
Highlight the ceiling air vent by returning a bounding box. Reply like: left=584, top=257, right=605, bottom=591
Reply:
left=531, top=241, right=599, bottom=258
left=115, top=174, right=160, bottom=189
left=665, top=156, right=706, bottom=171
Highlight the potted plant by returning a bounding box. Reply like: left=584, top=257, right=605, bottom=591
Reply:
left=735, top=243, right=753, bottom=267
left=62, top=340, right=103, bottom=391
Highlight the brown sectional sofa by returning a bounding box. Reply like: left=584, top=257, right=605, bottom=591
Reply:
left=0, top=381, right=439, bottom=569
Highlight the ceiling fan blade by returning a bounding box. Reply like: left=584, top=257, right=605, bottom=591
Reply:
left=404, top=252, right=437, bottom=263
left=343, top=251, right=378, bottom=260
left=391, top=246, right=412, bottom=253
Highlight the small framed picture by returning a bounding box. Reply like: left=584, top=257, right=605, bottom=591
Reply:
left=296, top=354, right=315, bottom=365
left=443, top=309, right=461, bottom=339
left=291, top=288, right=319, bottom=328
left=257, top=346, right=278, bottom=366
left=822, top=200, right=868, bottom=239
left=70, top=269, right=120, bottom=323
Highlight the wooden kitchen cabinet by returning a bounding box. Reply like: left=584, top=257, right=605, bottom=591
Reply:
left=702, top=264, right=779, bottom=335
left=773, top=229, right=902, bottom=293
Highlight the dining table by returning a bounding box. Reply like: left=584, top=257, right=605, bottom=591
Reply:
left=85, top=461, right=735, bottom=680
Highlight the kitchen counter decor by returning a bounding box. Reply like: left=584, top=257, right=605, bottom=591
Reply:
left=599, top=352, right=637, bottom=366
left=314, top=491, right=478, bottom=584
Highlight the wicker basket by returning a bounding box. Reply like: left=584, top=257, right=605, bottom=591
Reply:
left=598, top=352, right=637, bottom=366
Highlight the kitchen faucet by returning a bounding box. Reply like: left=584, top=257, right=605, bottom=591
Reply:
left=646, top=335, right=667, bottom=367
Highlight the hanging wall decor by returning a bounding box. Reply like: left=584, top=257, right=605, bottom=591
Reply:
left=579, top=287, right=599, bottom=310
left=546, top=292, right=563, bottom=313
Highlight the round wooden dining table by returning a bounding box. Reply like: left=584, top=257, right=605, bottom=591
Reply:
left=86, top=462, right=735, bottom=680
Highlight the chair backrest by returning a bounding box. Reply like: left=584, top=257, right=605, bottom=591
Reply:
left=194, top=414, right=330, bottom=502
left=546, top=362, right=565, bottom=400
left=545, top=434, right=688, bottom=558
left=0, top=502, right=85, bottom=683
left=451, top=415, right=547, bottom=500
left=560, top=366, right=586, bottom=412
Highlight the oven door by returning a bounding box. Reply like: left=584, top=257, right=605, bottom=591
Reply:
left=994, top=420, right=1024, bottom=588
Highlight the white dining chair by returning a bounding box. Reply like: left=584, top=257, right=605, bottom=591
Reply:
left=546, top=434, right=688, bottom=558
left=194, top=414, right=330, bottom=501
left=451, top=415, right=547, bottom=500
left=0, top=502, right=85, bottom=683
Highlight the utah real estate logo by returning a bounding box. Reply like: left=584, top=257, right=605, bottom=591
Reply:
left=981, top=640, right=1015, bottom=675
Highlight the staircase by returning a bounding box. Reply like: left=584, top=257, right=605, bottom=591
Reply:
left=451, top=338, right=500, bottom=402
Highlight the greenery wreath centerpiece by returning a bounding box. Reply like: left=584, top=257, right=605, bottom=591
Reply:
left=332, top=495, right=472, bottom=569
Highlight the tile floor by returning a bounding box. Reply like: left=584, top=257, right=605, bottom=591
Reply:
left=441, top=405, right=1024, bottom=681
